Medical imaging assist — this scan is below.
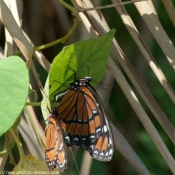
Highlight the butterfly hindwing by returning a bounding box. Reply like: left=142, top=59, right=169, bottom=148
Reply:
left=45, top=112, right=67, bottom=172
left=82, top=83, right=114, bottom=161
left=87, top=114, right=114, bottom=161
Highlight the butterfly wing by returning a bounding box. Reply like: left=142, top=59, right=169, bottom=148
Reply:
left=54, top=77, right=114, bottom=161
left=57, top=85, right=103, bottom=147
left=84, top=84, right=114, bottom=161
left=45, top=114, right=67, bottom=171
left=87, top=123, right=114, bottom=161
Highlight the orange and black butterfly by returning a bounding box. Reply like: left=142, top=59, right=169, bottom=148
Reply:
left=54, top=76, right=114, bottom=161
left=45, top=107, right=67, bottom=171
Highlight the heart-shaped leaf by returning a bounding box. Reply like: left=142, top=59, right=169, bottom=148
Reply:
left=0, top=56, right=29, bottom=136
left=49, top=29, right=115, bottom=107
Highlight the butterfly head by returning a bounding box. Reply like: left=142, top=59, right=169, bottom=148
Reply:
left=70, top=81, right=79, bottom=90
left=70, top=76, right=93, bottom=90
left=51, top=107, right=59, bottom=116
left=84, top=76, right=92, bottom=83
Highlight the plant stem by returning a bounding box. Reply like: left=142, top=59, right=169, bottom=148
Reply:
left=25, top=102, right=41, bottom=106
left=56, top=0, right=78, bottom=16
left=9, top=128, right=24, bottom=160
left=34, top=17, right=79, bottom=51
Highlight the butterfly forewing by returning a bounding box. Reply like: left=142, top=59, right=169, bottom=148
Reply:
left=45, top=114, right=67, bottom=172
left=57, top=85, right=103, bottom=147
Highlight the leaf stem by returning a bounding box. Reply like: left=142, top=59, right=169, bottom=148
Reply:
left=14, top=1, right=79, bottom=55
left=25, top=102, right=41, bottom=106
left=56, top=0, right=79, bottom=16
left=34, top=17, right=79, bottom=51
left=0, top=140, right=15, bottom=155
left=79, top=0, right=147, bottom=11
left=4, top=133, right=16, bottom=166
left=9, top=128, right=24, bottom=160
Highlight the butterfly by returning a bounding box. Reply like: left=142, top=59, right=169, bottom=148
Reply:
left=45, top=107, right=67, bottom=171
left=54, top=76, right=114, bottom=161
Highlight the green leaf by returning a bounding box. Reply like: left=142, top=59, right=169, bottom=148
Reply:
left=49, top=29, right=115, bottom=106
left=41, top=75, right=51, bottom=121
left=0, top=56, right=29, bottom=136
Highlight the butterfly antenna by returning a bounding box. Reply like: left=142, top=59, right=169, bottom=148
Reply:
left=93, top=80, right=119, bottom=89
left=54, top=80, right=69, bottom=89
left=69, top=147, right=80, bottom=175
left=41, top=105, right=51, bottom=124
left=68, top=65, right=77, bottom=80
left=38, top=85, right=50, bottom=101
left=46, top=105, right=51, bottom=113
left=42, top=118, right=49, bottom=123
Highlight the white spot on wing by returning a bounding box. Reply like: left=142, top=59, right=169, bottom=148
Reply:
left=100, top=152, right=104, bottom=156
left=73, top=137, right=79, bottom=142
left=82, top=137, right=87, bottom=141
left=109, top=149, right=113, bottom=155
left=90, top=135, right=95, bottom=139
left=96, top=128, right=101, bottom=134
left=103, top=125, right=107, bottom=132
left=93, top=110, right=97, bottom=114
left=93, top=150, right=98, bottom=157
left=65, top=136, right=70, bottom=142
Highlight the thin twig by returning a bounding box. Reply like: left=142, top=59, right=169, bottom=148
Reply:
left=25, top=102, right=41, bottom=106
left=34, top=18, right=79, bottom=51
left=79, top=0, right=147, bottom=11
left=9, top=128, right=24, bottom=160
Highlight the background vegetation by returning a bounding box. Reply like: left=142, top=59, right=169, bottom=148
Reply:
left=0, top=0, right=175, bottom=175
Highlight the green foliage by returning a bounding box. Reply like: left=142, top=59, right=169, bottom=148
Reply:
left=41, top=76, right=51, bottom=121
left=48, top=29, right=115, bottom=107
left=0, top=56, right=29, bottom=136
left=1, top=0, right=175, bottom=174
